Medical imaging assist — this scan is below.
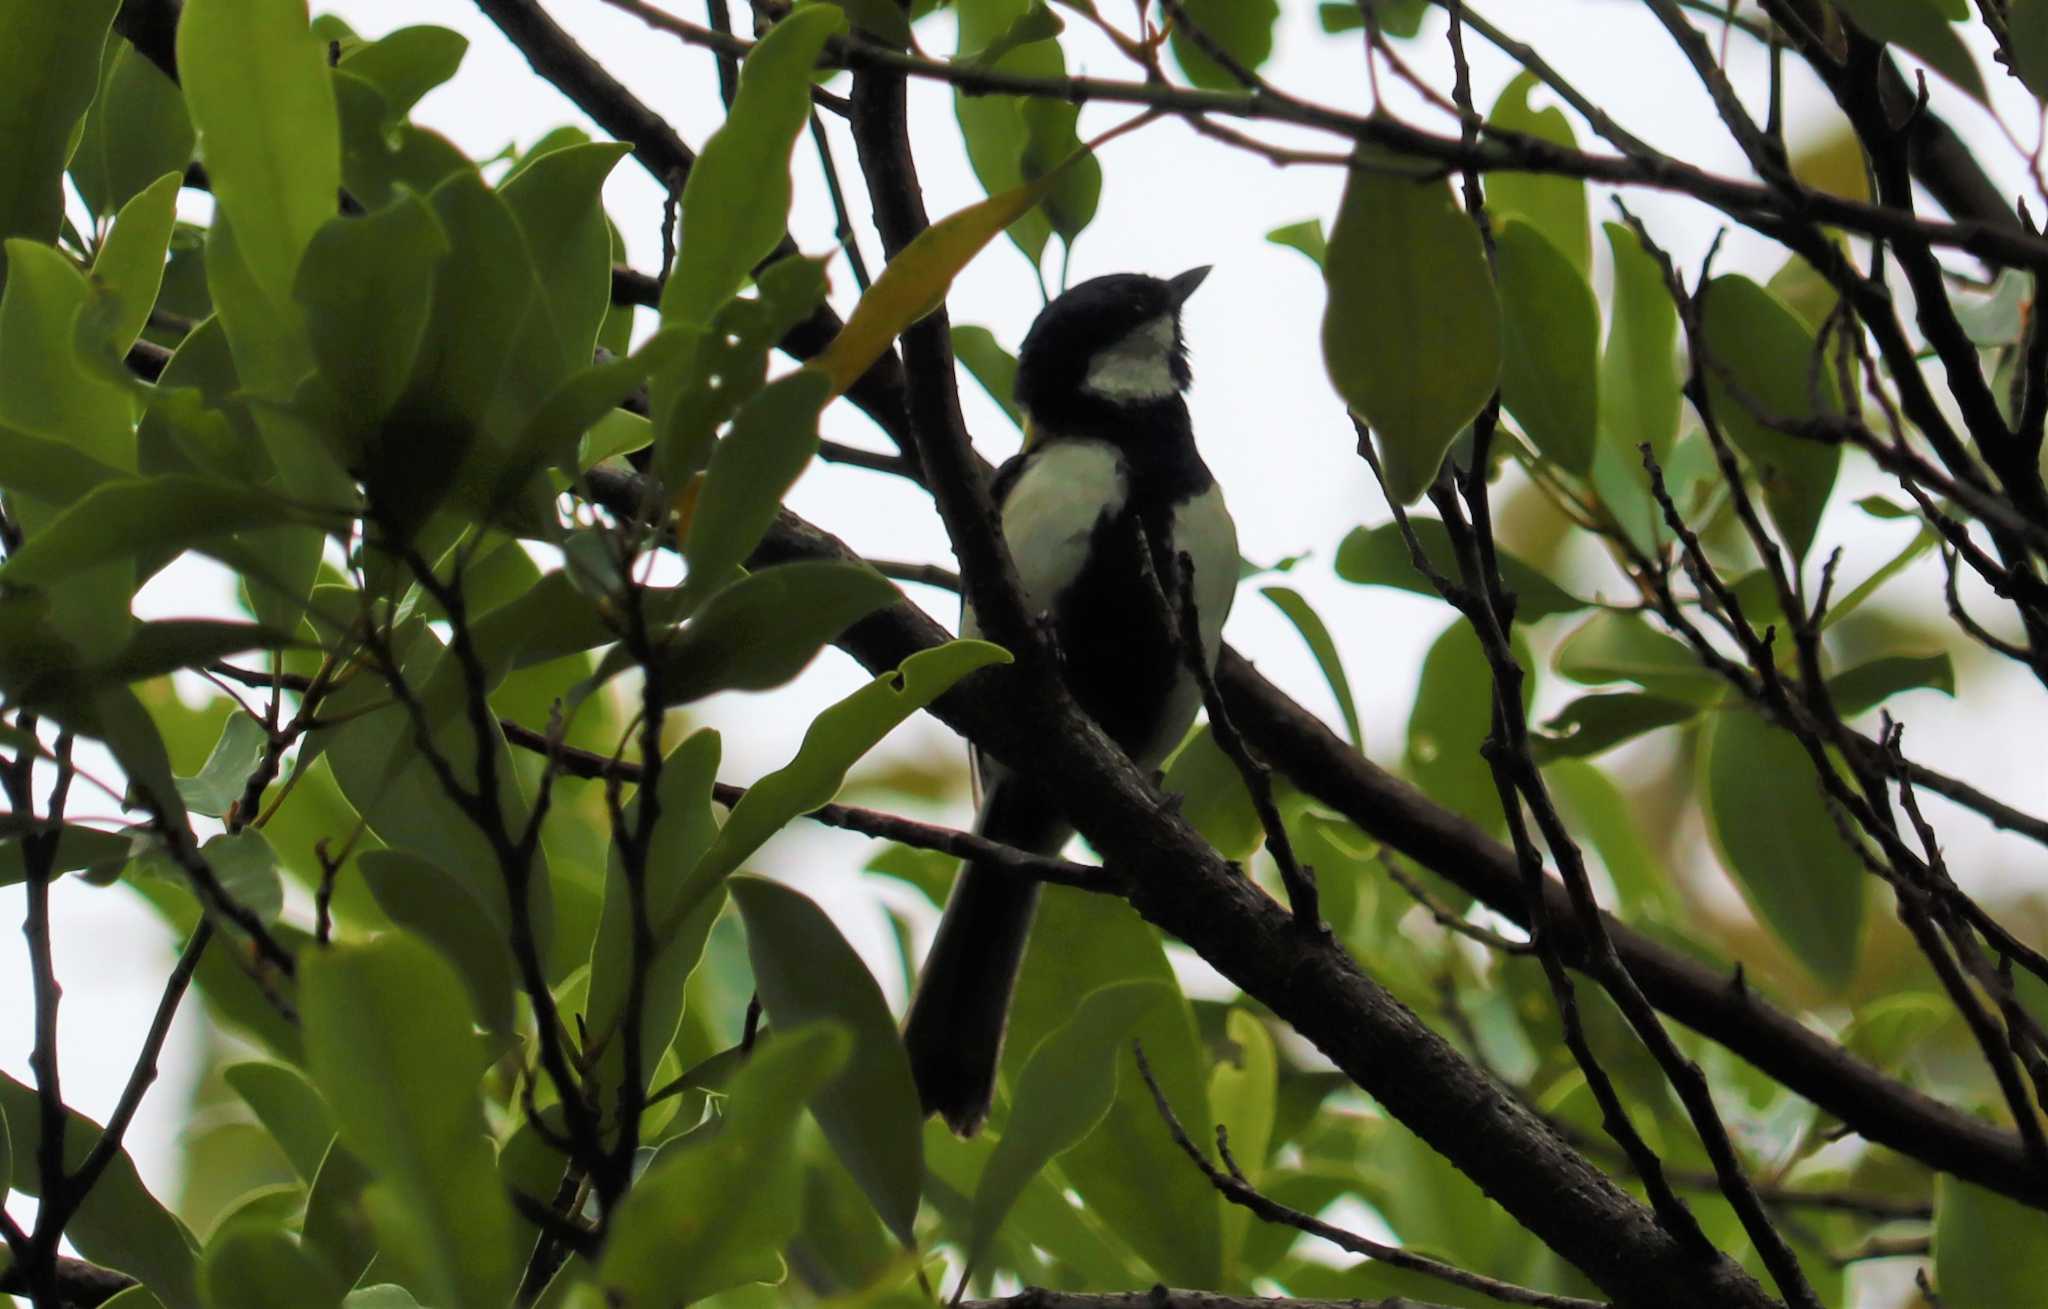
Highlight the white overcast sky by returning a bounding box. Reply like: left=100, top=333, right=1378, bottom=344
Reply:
left=6, top=6, right=2048, bottom=1294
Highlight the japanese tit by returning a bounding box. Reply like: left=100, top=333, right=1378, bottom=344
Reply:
left=903, top=266, right=1237, bottom=1135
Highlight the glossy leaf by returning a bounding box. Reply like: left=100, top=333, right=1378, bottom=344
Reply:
left=953, top=0, right=1100, bottom=264
left=359, top=848, right=519, bottom=1035
left=0, top=476, right=318, bottom=588
left=966, top=981, right=1166, bottom=1276
left=1167, top=0, right=1279, bottom=90
left=175, top=711, right=268, bottom=819
left=178, top=0, right=342, bottom=304
left=200, top=1218, right=347, bottom=1309
left=952, top=324, right=1022, bottom=427
left=680, top=370, right=834, bottom=607
left=1495, top=218, right=1597, bottom=473
left=1701, top=708, right=1866, bottom=989
left=338, top=25, right=468, bottom=119
left=1833, top=0, right=1985, bottom=100
left=294, top=193, right=450, bottom=438
left=1934, top=1173, right=2048, bottom=1307
left=1486, top=72, right=1589, bottom=275
left=1698, top=274, right=1842, bottom=561
left=733, top=876, right=923, bottom=1243
left=71, top=38, right=195, bottom=222
left=1334, top=520, right=1585, bottom=619
left=598, top=1026, right=849, bottom=1306
left=584, top=730, right=724, bottom=1107
left=1007, top=891, right=1219, bottom=1286
left=1532, top=691, right=1700, bottom=761
left=1826, top=652, right=1954, bottom=715
left=300, top=937, right=521, bottom=1309
left=1407, top=618, right=1532, bottom=833
left=224, top=1061, right=336, bottom=1183
left=671, top=640, right=1010, bottom=934
left=1553, top=610, right=1722, bottom=702
left=2012, top=0, right=2048, bottom=98
left=1266, top=218, right=1326, bottom=266
left=1600, top=221, right=1681, bottom=459
left=88, top=173, right=184, bottom=357
left=1261, top=585, right=1362, bottom=748
left=665, top=6, right=844, bottom=325
left=0, top=0, right=119, bottom=286
left=810, top=166, right=1079, bottom=397
left=1323, top=166, right=1501, bottom=503
left=0, top=1073, right=201, bottom=1309
left=649, top=561, right=899, bottom=705
left=1161, top=724, right=1261, bottom=860
left=1210, top=1008, right=1277, bottom=1280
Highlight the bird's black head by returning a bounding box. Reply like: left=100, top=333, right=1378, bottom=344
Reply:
left=1013, top=267, right=1210, bottom=432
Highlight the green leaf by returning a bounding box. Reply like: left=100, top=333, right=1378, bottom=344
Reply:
left=0, top=476, right=319, bottom=588
left=1209, top=1008, right=1277, bottom=1281
left=1260, top=585, right=1362, bottom=748
left=300, top=937, right=521, bottom=1309
left=649, top=561, right=899, bottom=705
left=1833, top=0, right=1985, bottom=100
left=1006, top=892, right=1219, bottom=1286
left=224, top=1061, right=336, bottom=1183
left=1266, top=218, right=1326, bottom=266
left=0, top=1072, right=201, bottom=1309
left=1485, top=72, right=1589, bottom=276
left=952, top=324, right=1022, bottom=428
left=1600, top=221, right=1682, bottom=460
left=294, top=193, right=450, bottom=438
left=1323, top=166, right=1501, bottom=503
left=680, top=369, right=834, bottom=606
left=337, top=25, right=468, bottom=119
left=1935, top=1173, right=2048, bottom=1307
left=1700, top=708, right=1866, bottom=989
left=953, top=0, right=1099, bottom=264
left=404, top=167, right=538, bottom=429
left=358, top=849, right=519, bottom=1035
left=822, top=0, right=915, bottom=45
left=1, top=239, right=138, bottom=468
left=175, top=711, right=268, bottom=819
left=497, top=142, right=629, bottom=399
left=88, top=172, right=184, bottom=356
left=0, top=1100, right=9, bottom=1210
left=966, top=981, right=1166, bottom=1276
left=0, top=0, right=119, bottom=288
left=200, top=1218, right=347, bottom=1309
left=598, top=1025, right=849, bottom=1306
left=671, top=641, right=1010, bottom=935
left=303, top=1142, right=378, bottom=1290
left=665, top=6, right=845, bottom=325
left=1532, top=692, right=1700, bottom=761
left=583, top=730, right=724, bottom=1107
left=70, top=39, right=195, bottom=222
left=196, top=829, right=283, bottom=924
left=732, top=876, right=924, bottom=1243
left=1544, top=758, right=1674, bottom=917
left=0, top=823, right=136, bottom=887
left=1826, top=652, right=1954, bottom=716
left=178, top=0, right=343, bottom=304
left=1494, top=218, right=1597, bottom=473
left=1167, top=0, right=1279, bottom=90
left=1161, top=724, right=1260, bottom=859
left=964, top=2, right=1064, bottom=64
left=1553, top=610, right=1722, bottom=702
left=1698, top=273, right=1843, bottom=561
left=2011, top=0, right=2048, bottom=98
left=1334, top=520, right=1585, bottom=619
left=1406, top=618, right=1532, bottom=833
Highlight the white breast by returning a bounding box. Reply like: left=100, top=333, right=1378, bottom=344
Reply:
left=972, top=440, right=1129, bottom=628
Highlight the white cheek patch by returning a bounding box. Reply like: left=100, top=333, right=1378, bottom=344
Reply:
left=1082, top=315, right=1180, bottom=402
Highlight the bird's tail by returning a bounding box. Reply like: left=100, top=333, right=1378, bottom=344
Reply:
left=902, top=777, right=1070, bottom=1136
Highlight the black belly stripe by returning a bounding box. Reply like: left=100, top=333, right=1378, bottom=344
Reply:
left=1051, top=502, right=1186, bottom=756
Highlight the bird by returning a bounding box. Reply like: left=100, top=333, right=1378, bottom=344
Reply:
left=902, top=266, right=1238, bottom=1135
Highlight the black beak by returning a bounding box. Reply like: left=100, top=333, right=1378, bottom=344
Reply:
left=1167, top=265, right=1212, bottom=308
